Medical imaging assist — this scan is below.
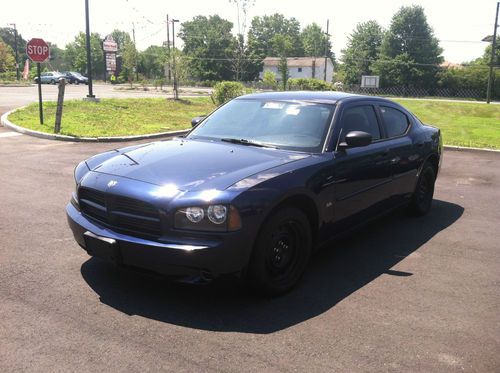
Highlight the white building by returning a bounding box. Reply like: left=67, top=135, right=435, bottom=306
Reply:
left=260, top=57, right=334, bottom=83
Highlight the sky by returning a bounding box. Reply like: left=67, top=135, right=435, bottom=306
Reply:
left=0, top=0, right=497, bottom=63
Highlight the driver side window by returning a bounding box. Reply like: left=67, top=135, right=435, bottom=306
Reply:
left=340, top=105, right=381, bottom=141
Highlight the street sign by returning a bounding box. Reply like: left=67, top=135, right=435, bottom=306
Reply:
left=105, top=53, right=117, bottom=71
left=26, top=38, right=50, bottom=63
left=103, top=35, right=118, bottom=52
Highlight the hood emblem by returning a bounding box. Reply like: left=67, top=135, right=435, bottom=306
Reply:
left=107, top=180, right=118, bottom=188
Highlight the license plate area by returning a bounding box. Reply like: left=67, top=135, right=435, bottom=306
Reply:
left=83, top=231, right=121, bottom=264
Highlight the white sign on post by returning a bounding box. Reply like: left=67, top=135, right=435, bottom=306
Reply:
left=103, top=35, right=118, bottom=52
left=361, top=75, right=380, bottom=88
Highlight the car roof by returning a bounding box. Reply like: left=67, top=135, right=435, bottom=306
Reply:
left=238, top=91, right=375, bottom=104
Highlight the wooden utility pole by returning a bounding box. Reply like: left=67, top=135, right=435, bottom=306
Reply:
left=166, top=14, right=171, bottom=83
left=171, top=18, right=179, bottom=100
left=323, top=19, right=330, bottom=82
left=486, top=2, right=499, bottom=104
left=132, top=22, right=139, bottom=81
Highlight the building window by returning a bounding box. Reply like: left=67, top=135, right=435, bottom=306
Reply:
left=298, top=67, right=302, bottom=72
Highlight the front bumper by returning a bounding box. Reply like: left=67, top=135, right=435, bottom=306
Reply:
left=66, top=203, right=252, bottom=280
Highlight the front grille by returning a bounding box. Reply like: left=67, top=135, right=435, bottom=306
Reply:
left=78, top=187, right=162, bottom=237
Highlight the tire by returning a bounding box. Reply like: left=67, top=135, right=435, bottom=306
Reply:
left=75, top=80, right=79, bottom=85
left=408, top=163, right=436, bottom=216
left=246, top=207, right=312, bottom=296
left=50, top=79, right=55, bottom=84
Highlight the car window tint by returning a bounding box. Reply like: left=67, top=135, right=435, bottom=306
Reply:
left=340, top=105, right=380, bottom=141
left=380, top=106, right=410, bottom=137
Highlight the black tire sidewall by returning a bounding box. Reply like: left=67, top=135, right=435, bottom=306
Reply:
left=410, top=164, right=436, bottom=216
left=247, top=207, right=312, bottom=296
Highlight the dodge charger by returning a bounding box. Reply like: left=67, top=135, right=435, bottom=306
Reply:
left=67, top=92, right=442, bottom=295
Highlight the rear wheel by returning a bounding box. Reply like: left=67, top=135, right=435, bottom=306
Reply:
left=247, top=207, right=311, bottom=296
left=408, top=163, right=436, bottom=216
left=50, top=79, right=55, bottom=84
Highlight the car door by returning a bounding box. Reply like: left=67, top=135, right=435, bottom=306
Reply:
left=328, top=102, right=394, bottom=227
left=376, top=104, right=420, bottom=204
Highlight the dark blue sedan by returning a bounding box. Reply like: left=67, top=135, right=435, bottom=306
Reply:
left=67, top=91, right=442, bottom=295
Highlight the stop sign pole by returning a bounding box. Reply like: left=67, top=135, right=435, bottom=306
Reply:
left=26, top=38, right=50, bottom=124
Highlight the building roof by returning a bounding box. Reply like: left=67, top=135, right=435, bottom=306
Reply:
left=263, top=57, right=331, bottom=67
left=440, top=61, right=464, bottom=69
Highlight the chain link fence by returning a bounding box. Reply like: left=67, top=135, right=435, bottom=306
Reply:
left=343, top=85, right=487, bottom=100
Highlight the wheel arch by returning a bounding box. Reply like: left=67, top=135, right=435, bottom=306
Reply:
left=264, top=193, right=320, bottom=248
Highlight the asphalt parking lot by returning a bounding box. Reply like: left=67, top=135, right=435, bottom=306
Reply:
left=0, top=122, right=499, bottom=371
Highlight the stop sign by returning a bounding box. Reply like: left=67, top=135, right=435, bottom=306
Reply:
left=26, top=38, right=50, bottom=63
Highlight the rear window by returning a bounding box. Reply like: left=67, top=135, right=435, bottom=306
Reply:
left=380, top=106, right=410, bottom=138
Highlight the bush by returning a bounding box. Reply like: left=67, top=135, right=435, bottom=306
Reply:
left=211, top=81, right=247, bottom=105
left=288, top=78, right=333, bottom=91
left=262, top=71, right=278, bottom=90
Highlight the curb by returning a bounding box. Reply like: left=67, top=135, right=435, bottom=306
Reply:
left=443, top=145, right=500, bottom=153
left=1, top=108, right=190, bottom=143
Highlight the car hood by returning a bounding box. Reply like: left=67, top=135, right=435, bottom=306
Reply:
left=89, top=138, right=310, bottom=191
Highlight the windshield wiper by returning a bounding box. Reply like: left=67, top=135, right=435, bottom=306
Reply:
left=221, top=138, right=277, bottom=148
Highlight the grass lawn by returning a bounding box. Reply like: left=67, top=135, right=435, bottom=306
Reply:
left=394, top=99, right=500, bottom=149
left=8, top=96, right=499, bottom=149
left=8, top=97, right=214, bottom=137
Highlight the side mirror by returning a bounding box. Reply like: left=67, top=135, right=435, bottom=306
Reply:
left=338, top=131, right=372, bottom=149
left=191, top=115, right=206, bottom=128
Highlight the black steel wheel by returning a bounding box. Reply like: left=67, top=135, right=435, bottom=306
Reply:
left=408, top=163, right=435, bottom=216
left=247, top=207, right=311, bottom=296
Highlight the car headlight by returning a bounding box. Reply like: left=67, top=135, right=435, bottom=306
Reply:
left=175, top=205, right=241, bottom=232
left=207, top=205, right=227, bottom=224
left=186, top=207, right=204, bottom=223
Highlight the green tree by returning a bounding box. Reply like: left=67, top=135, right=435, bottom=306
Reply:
left=0, top=27, right=27, bottom=63
left=271, top=34, right=293, bottom=90
left=228, top=0, right=255, bottom=81
left=139, top=45, right=167, bottom=79
left=179, top=15, right=235, bottom=81
left=340, top=20, right=383, bottom=84
left=246, top=14, right=304, bottom=79
left=469, top=37, right=500, bottom=66
left=0, top=37, right=15, bottom=73
left=47, top=43, right=70, bottom=71
left=122, top=39, right=138, bottom=85
left=301, top=23, right=332, bottom=58
left=65, top=32, right=104, bottom=79
left=110, top=30, right=132, bottom=54
left=374, top=5, right=443, bottom=87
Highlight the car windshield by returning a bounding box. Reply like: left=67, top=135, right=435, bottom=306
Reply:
left=188, top=99, right=335, bottom=152
left=72, top=72, right=83, bottom=77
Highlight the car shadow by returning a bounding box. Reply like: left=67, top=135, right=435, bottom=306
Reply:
left=80, top=199, right=463, bottom=334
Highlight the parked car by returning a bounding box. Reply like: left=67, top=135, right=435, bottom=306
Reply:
left=66, top=92, right=442, bottom=295
left=34, top=71, right=65, bottom=84
left=61, top=71, right=88, bottom=85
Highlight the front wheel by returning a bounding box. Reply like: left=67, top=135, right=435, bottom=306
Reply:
left=246, top=207, right=312, bottom=296
left=408, top=163, right=436, bottom=216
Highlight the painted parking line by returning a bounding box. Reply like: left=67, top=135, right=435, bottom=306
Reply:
left=0, top=132, right=22, bottom=138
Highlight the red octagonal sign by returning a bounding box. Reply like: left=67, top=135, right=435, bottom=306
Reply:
left=26, top=38, right=50, bottom=63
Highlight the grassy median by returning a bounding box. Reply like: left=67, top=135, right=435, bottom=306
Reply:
left=8, top=97, right=214, bottom=137
left=8, top=97, right=500, bottom=148
left=395, top=99, right=500, bottom=149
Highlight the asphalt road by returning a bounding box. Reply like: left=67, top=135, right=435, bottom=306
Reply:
left=0, top=123, right=499, bottom=371
left=0, top=84, right=210, bottom=113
